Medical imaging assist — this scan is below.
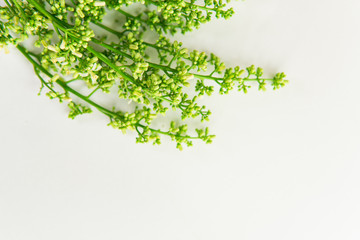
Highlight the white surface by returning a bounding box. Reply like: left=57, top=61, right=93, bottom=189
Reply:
left=1, top=0, right=360, bottom=239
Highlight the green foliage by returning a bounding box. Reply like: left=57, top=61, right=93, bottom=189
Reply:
left=68, top=101, right=92, bottom=119
left=0, top=0, right=287, bottom=149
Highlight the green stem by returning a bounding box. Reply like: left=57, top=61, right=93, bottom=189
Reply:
left=87, top=86, right=100, bottom=98
left=34, top=68, right=57, bottom=94
left=9, top=0, right=27, bottom=18
left=4, top=0, right=15, bottom=14
left=86, top=44, right=133, bottom=84
left=138, top=123, right=199, bottom=140
left=92, top=21, right=124, bottom=37
left=56, top=80, right=115, bottom=117
left=16, top=44, right=51, bottom=78
left=117, top=8, right=146, bottom=23
left=66, top=78, right=81, bottom=84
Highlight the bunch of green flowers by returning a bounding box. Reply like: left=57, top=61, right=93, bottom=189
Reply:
left=0, top=0, right=287, bottom=150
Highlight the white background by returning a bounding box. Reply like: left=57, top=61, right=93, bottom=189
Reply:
left=1, top=0, right=360, bottom=239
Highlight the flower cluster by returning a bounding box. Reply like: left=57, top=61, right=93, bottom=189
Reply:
left=106, top=0, right=234, bottom=34
left=0, top=0, right=287, bottom=150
